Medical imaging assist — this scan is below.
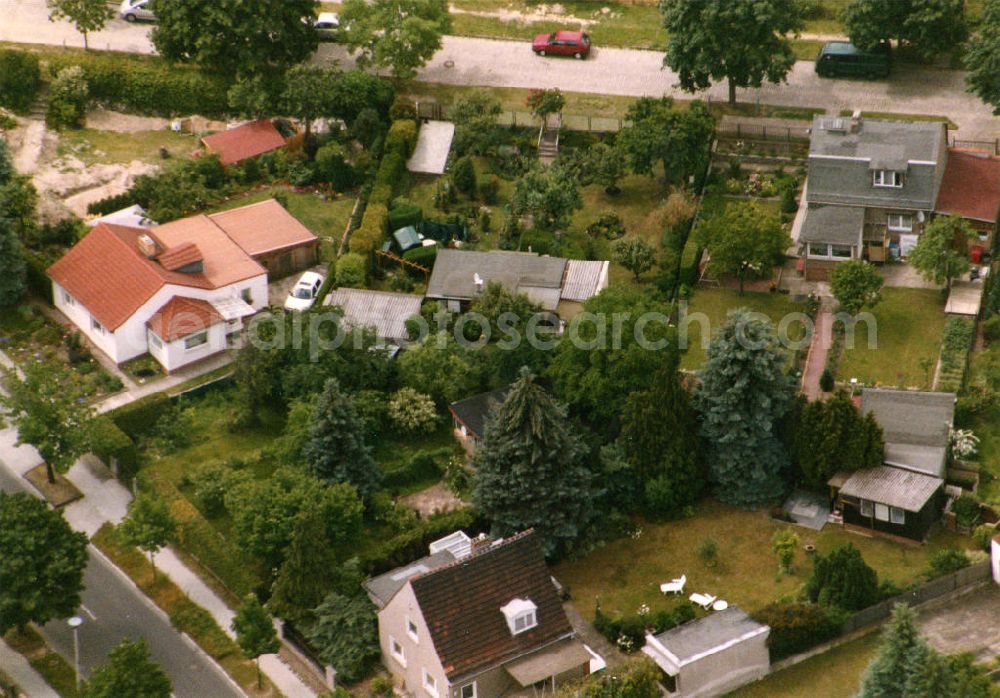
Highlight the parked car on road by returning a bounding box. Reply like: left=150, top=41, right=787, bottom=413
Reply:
left=284, top=271, right=325, bottom=311
left=815, top=41, right=890, bottom=79
left=532, top=30, right=591, bottom=59
left=119, top=0, right=155, bottom=22
left=313, top=12, right=341, bottom=41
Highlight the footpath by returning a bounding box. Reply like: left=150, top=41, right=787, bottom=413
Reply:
left=0, top=350, right=317, bottom=698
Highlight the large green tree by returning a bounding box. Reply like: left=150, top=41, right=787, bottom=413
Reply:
left=859, top=603, right=925, bottom=697
left=965, top=0, right=1000, bottom=115
left=450, top=90, right=503, bottom=155
left=0, top=492, right=88, bottom=634
left=81, top=639, right=171, bottom=698
left=660, top=0, right=802, bottom=105
left=613, top=237, right=657, bottom=282
left=694, top=309, right=796, bottom=507
left=909, top=216, right=972, bottom=291
left=829, top=259, right=884, bottom=316
left=617, top=97, right=714, bottom=183
left=1, top=362, right=94, bottom=484
left=341, top=0, right=451, bottom=79
left=806, top=543, right=881, bottom=611
left=268, top=507, right=344, bottom=621
left=0, top=217, right=27, bottom=306
left=793, top=392, right=884, bottom=490
left=700, top=201, right=790, bottom=295
left=119, top=493, right=176, bottom=581
left=303, top=378, right=380, bottom=499
left=472, top=370, right=597, bottom=556
left=232, top=595, right=280, bottom=689
left=617, top=351, right=704, bottom=518
left=843, top=0, right=967, bottom=60
left=306, top=592, right=380, bottom=683
left=151, top=0, right=319, bottom=75
left=398, top=331, right=483, bottom=406
left=280, top=65, right=338, bottom=144
left=547, top=286, right=673, bottom=428
left=46, top=0, right=113, bottom=50
left=510, top=165, right=582, bottom=231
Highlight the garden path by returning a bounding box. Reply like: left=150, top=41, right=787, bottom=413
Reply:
left=801, top=307, right=832, bottom=400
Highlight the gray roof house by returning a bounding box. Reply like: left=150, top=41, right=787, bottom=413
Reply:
left=799, top=113, right=949, bottom=280
left=449, top=385, right=512, bottom=451
left=829, top=389, right=956, bottom=541
left=426, top=250, right=609, bottom=317
left=323, top=288, right=423, bottom=344
left=642, top=607, right=770, bottom=697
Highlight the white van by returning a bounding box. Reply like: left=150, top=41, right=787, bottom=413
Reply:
left=119, top=0, right=155, bottom=22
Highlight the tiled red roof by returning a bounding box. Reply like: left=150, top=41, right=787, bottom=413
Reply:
left=147, top=297, right=223, bottom=342
left=47, top=223, right=214, bottom=331
left=157, top=241, right=203, bottom=271
left=208, top=199, right=318, bottom=256
left=410, top=531, right=573, bottom=681
left=935, top=149, right=1000, bottom=223
left=201, top=120, right=286, bottom=166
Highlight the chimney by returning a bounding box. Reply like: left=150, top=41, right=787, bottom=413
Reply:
left=850, top=109, right=862, bottom=134
left=470, top=532, right=492, bottom=552
left=137, top=234, right=157, bottom=259
left=473, top=273, right=484, bottom=293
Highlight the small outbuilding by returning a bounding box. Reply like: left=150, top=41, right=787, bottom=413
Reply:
left=642, top=607, right=770, bottom=698
left=324, top=288, right=423, bottom=344
left=449, top=386, right=511, bottom=451
left=201, top=119, right=286, bottom=166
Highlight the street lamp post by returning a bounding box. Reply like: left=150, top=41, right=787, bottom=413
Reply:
left=67, top=616, right=83, bottom=691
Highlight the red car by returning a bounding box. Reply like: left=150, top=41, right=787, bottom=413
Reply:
left=532, top=30, right=591, bottom=59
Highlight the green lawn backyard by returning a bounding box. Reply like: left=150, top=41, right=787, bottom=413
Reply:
left=964, top=345, right=1000, bottom=506
left=57, top=128, right=199, bottom=166
left=554, top=499, right=974, bottom=623
left=679, top=288, right=809, bottom=370
left=837, top=288, right=946, bottom=389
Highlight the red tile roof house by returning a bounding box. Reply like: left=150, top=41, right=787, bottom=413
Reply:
left=47, top=199, right=317, bottom=373
left=200, top=119, right=287, bottom=167
left=363, top=530, right=593, bottom=698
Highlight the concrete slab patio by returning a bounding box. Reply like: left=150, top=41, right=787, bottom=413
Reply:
left=407, top=120, right=455, bottom=175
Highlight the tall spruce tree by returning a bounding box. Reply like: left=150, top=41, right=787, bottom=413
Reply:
left=859, top=604, right=925, bottom=697
left=793, top=391, right=884, bottom=490
left=618, top=349, right=704, bottom=517
left=472, top=369, right=596, bottom=556
left=303, top=378, right=379, bottom=499
left=268, top=508, right=342, bottom=621
left=694, top=309, right=796, bottom=507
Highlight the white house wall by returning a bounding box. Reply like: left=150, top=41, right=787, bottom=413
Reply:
left=156, top=322, right=227, bottom=372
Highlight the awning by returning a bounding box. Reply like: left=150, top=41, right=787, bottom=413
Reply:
left=504, top=639, right=591, bottom=687
left=210, top=296, right=256, bottom=321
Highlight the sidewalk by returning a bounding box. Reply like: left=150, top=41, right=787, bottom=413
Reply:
left=0, top=639, right=59, bottom=698
left=96, top=351, right=234, bottom=414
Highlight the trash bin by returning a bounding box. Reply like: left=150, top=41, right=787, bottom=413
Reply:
left=970, top=246, right=984, bottom=264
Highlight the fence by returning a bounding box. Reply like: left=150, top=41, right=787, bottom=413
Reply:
left=415, top=101, right=631, bottom=133
left=840, top=561, right=992, bottom=635
left=716, top=119, right=812, bottom=143
left=950, top=137, right=1000, bottom=156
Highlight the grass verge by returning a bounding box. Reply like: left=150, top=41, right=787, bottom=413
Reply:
left=91, top=524, right=276, bottom=697
left=2, top=626, right=78, bottom=698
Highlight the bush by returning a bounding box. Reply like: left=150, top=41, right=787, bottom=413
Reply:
left=362, top=508, right=488, bottom=575
left=0, top=50, right=42, bottom=113
left=314, top=142, right=356, bottom=191
left=47, top=66, right=89, bottom=129
left=348, top=203, right=389, bottom=256
left=184, top=461, right=252, bottom=518
left=780, top=185, right=799, bottom=214
left=952, top=493, right=981, bottom=528
left=972, top=524, right=995, bottom=551
left=87, top=191, right=138, bottom=216
left=388, top=95, right=417, bottom=121
left=381, top=449, right=447, bottom=492
left=819, top=368, right=835, bottom=392
left=387, top=388, right=438, bottom=434
left=110, top=392, right=172, bottom=439
left=335, top=252, right=367, bottom=288
left=928, top=547, right=970, bottom=578
left=585, top=212, right=626, bottom=240
left=520, top=228, right=556, bottom=255
left=479, top=176, right=500, bottom=204
left=402, top=244, right=437, bottom=272
left=452, top=157, right=478, bottom=198
left=679, top=236, right=704, bottom=286
left=752, top=603, right=843, bottom=661
left=981, top=316, right=1000, bottom=344
left=385, top=119, right=418, bottom=158
left=388, top=199, right=423, bottom=230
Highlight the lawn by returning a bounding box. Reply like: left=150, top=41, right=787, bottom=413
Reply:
left=57, top=128, right=198, bottom=166
left=730, top=630, right=881, bottom=697
left=210, top=187, right=357, bottom=262
left=554, top=499, right=974, bottom=623
left=678, top=288, right=809, bottom=370
left=837, top=287, right=946, bottom=388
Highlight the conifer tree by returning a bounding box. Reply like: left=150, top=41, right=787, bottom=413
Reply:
left=807, top=544, right=880, bottom=611
left=859, top=604, right=925, bottom=697
left=0, top=217, right=26, bottom=307
left=269, top=508, right=342, bottom=621
left=793, top=391, right=884, bottom=489
left=232, top=595, right=279, bottom=689
left=303, top=378, right=379, bottom=499
left=472, top=369, right=596, bottom=556
left=694, top=309, right=796, bottom=507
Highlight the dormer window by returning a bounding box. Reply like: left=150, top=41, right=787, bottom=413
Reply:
left=501, top=598, right=538, bottom=636
left=873, top=170, right=903, bottom=188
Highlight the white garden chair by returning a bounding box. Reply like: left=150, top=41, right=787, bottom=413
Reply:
left=659, top=575, right=686, bottom=595
left=689, top=592, right=717, bottom=609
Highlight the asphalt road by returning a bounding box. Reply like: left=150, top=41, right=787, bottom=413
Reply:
left=1, top=0, right=997, bottom=138
left=0, top=464, right=243, bottom=697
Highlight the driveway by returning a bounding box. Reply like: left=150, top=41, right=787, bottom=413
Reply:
left=1, top=0, right=997, bottom=139
left=918, top=585, right=1000, bottom=663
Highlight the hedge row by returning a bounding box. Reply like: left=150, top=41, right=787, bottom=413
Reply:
left=87, top=191, right=137, bottom=216
left=0, top=50, right=42, bottom=113
left=593, top=602, right=697, bottom=652
left=109, top=392, right=172, bottom=440
left=348, top=203, right=389, bottom=256
left=679, top=234, right=704, bottom=287
left=362, top=508, right=488, bottom=576
left=752, top=602, right=844, bottom=661
left=47, top=52, right=232, bottom=118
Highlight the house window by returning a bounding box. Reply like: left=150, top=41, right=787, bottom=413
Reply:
left=830, top=244, right=853, bottom=258
left=62, top=289, right=75, bottom=306
left=890, top=507, right=905, bottom=524
left=460, top=683, right=477, bottom=698
left=875, top=503, right=890, bottom=522
left=407, top=617, right=419, bottom=643
left=91, top=316, right=105, bottom=334
left=873, top=170, right=903, bottom=188
left=422, top=669, right=438, bottom=697
left=149, top=332, right=163, bottom=349
left=860, top=499, right=874, bottom=517
left=389, top=636, right=406, bottom=667
left=501, top=598, right=538, bottom=636
left=241, top=288, right=253, bottom=304
left=513, top=610, right=537, bottom=634
left=887, top=214, right=913, bottom=232
left=184, top=331, right=208, bottom=350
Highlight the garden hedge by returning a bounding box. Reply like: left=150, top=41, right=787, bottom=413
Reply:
left=385, top=119, right=418, bottom=158
left=348, top=203, right=389, bottom=257
left=335, top=252, right=367, bottom=288
left=47, top=52, right=232, bottom=118
left=679, top=235, right=704, bottom=287
left=109, top=392, right=172, bottom=440
left=752, top=603, right=844, bottom=661
left=363, top=508, right=488, bottom=575
left=87, top=191, right=138, bottom=216
left=388, top=200, right=423, bottom=230
left=0, top=50, right=42, bottom=113
left=402, top=244, right=438, bottom=272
